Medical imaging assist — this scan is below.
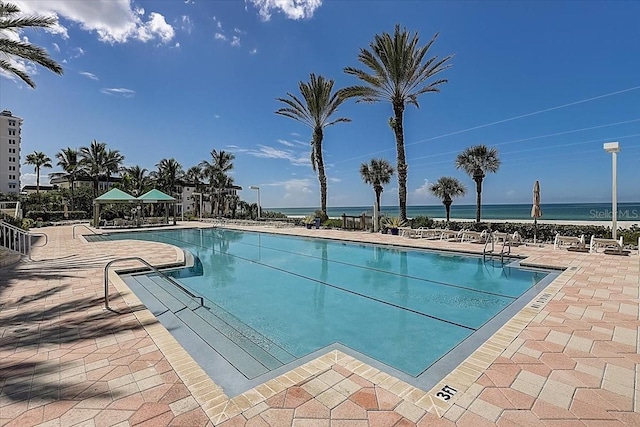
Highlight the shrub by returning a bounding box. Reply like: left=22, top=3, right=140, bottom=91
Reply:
left=323, top=218, right=342, bottom=229
left=314, top=209, right=329, bottom=223
left=21, top=218, right=35, bottom=230
left=410, top=215, right=433, bottom=229
left=26, top=210, right=88, bottom=222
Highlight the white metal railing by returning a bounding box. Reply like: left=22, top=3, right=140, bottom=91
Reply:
left=14, top=201, right=21, bottom=219
left=1, top=220, right=31, bottom=259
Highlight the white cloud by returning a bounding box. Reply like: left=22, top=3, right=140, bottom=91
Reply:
left=52, top=42, right=60, bottom=52
left=79, top=71, right=98, bottom=80
left=180, top=15, right=193, bottom=33
left=13, top=0, right=175, bottom=44
left=328, top=177, right=341, bottom=183
left=249, top=48, right=257, bottom=55
left=411, top=179, right=431, bottom=203
left=174, top=42, right=180, bottom=48
left=231, top=36, right=240, bottom=47
left=278, top=139, right=295, bottom=147
left=214, top=114, right=220, bottom=119
left=214, top=32, right=227, bottom=41
left=264, top=178, right=313, bottom=198
left=101, top=87, right=135, bottom=97
left=244, top=145, right=310, bottom=166
left=247, top=0, right=322, bottom=21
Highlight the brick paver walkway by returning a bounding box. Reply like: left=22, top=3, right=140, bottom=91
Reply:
left=1, top=223, right=638, bottom=426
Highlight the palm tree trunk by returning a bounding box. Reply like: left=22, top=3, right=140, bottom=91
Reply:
left=443, top=200, right=452, bottom=222
left=475, top=178, right=483, bottom=223
left=375, top=189, right=382, bottom=213
left=36, top=167, right=40, bottom=194
left=314, top=127, right=327, bottom=215
left=392, top=102, right=408, bottom=222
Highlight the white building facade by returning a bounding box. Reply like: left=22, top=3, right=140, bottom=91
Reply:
left=0, top=110, right=22, bottom=194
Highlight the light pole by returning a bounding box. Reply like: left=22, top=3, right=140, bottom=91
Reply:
left=249, top=186, right=261, bottom=220
left=603, top=142, right=620, bottom=239
left=193, top=192, right=203, bottom=221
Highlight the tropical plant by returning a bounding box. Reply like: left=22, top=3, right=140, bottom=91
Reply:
left=79, top=140, right=124, bottom=198
left=50, top=147, right=81, bottom=210
left=303, top=215, right=315, bottom=225
left=360, top=158, right=395, bottom=213
left=199, top=149, right=235, bottom=215
left=0, top=1, right=63, bottom=88
left=24, top=151, right=52, bottom=194
left=343, top=24, right=453, bottom=221
left=429, top=176, right=467, bottom=222
left=185, top=166, right=203, bottom=185
left=276, top=73, right=350, bottom=217
left=383, top=216, right=407, bottom=229
left=455, top=145, right=500, bottom=222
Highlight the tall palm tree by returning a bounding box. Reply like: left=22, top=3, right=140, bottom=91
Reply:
left=343, top=24, right=453, bottom=221
left=199, top=150, right=235, bottom=215
left=276, top=73, right=350, bottom=216
left=52, top=147, right=81, bottom=210
left=429, top=177, right=467, bottom=222
left=360, top=158, right=395, bottom=213
left=156, top=158, right=184, bottom=196
left=455, top=145, right=500, bottom=222
left=24, top=151, right=51, bottom=194
left=0, top=1, right=63, bottom=88
left=185, top=166, right=202, bottom=186
left=79, top=140, right=124, bottom=198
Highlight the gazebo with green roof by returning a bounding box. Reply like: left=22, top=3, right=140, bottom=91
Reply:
left=137, top=189, right=177, bottom=226
left=92, top=188, right=138, bottom=227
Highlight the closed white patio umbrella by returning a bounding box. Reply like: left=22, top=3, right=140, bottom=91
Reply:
left=531, top=180, right=542, bottom=244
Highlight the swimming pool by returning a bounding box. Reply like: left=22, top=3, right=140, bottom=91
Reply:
left=93, top=228, right=551, bottom=388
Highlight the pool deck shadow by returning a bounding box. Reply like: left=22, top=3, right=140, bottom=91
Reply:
left=1, top=222, right=639, bottom=426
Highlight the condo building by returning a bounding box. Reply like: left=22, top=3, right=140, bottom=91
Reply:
left=0, top=110, right=22, bottom=194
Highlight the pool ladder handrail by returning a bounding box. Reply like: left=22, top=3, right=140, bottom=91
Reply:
left=73, top=223, right=100, bottom=239
left=104, top=256, right=204, bottom=310
left=482, top=233, right=511, bottom=262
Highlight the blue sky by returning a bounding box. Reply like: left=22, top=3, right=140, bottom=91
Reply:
left=2, top=0, right=639, bottom=208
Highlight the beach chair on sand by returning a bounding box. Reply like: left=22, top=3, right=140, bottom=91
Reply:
left=590, top=235, right=627, bottom=255
left=554, top=234, right=586, bottom=250
left=461, top=229, right=490, bottom=243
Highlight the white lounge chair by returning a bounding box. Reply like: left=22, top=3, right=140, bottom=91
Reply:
left=416, top=228, right=446, bottom=239
left=461, top=229, right=490, bottom=243
left=554, top=234, right=586, bottom=250
left=440, top=229, right=464, bottom=241
left=590, top=235, right=624, bottom=253
left=493, top=231, right=522, bottom=245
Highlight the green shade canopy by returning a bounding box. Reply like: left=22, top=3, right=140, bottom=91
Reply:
left=137, top=189, right=176, bottom=203
left=94, top=188, right=137, bottom=202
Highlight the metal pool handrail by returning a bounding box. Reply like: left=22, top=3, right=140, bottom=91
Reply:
left=73, top=224, right=99, bottom=239
left=104, top=256, right=204, bottom=310
left=29, top=232, right=48, bottom=248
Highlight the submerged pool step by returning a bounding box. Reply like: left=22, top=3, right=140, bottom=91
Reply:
left=124, top=276, right=187, bottom=316
left=144, top=275, right=296, bottom=373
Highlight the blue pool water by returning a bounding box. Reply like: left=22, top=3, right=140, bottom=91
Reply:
left=92, top=228, right=548, bottom=377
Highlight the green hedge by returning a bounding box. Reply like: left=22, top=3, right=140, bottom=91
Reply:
left=26, top=210, right=88, bottom=221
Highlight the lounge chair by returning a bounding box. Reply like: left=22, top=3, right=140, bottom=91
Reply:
left=416, top=228, right=445, bottom=239
left=461, top=229, right=490, bottom=243
left=590, top=235, right=627, bottom=254
left=554, top=233, right=586, bottom=250
left=493, top=231, right=522, bottom=245
left=440, top=229, right=464, bottom=241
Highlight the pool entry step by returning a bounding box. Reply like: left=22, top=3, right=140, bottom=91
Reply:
left=123, top=274, right=296, bottom=379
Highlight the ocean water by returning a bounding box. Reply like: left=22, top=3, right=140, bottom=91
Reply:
left=267, top=202, right=640, bottom=222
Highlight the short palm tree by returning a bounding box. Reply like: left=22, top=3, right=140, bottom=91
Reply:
left=360, top=158, right=395, bottom=213
left=455, top=145, right=500, bottom=222
left=122, top=165, right=149, bottom=195
left=24, top=151, right=52, bottom=194
left=276, top=73, right=350, bottom=217
left=52, top=147, right=81, bottom=209
left=343, top=24, right=452, bottom=221
left=0, top=1, right=63, bottom=88
left=429, top=177, right=467, bottom=222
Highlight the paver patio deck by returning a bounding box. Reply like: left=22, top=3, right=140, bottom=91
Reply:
left=0, top=223, right=638, bottom=426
